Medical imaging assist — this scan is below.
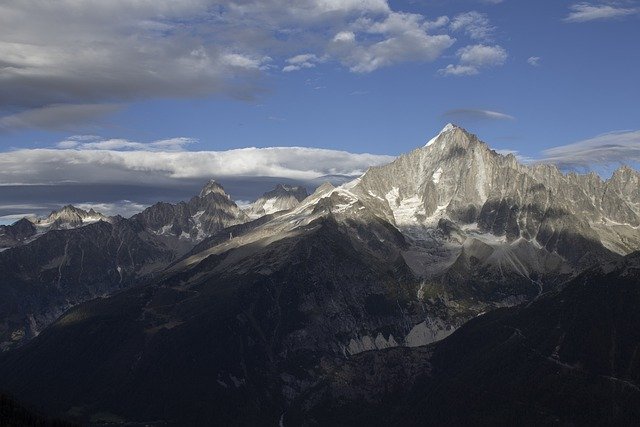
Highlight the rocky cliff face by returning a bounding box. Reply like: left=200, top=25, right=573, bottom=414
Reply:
left=132, top=179, right=249, bottom=242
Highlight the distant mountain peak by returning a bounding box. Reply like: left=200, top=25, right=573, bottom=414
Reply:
left=245, top=184, right=309, bottom=218
left=199, top=179, right=228, bottom=198
left=45, top=205, right=106, bottom=222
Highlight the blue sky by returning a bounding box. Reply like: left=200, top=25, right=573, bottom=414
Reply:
left=0, top=0, right=639, bottom=219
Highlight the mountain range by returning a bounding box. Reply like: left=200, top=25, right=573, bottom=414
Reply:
left=0, top=124, right=638, bottom=425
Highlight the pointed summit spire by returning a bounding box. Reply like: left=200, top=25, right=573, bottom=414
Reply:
left=425, top=123, right=462, bottom=147
left=199, top=179, right=227, bottom=198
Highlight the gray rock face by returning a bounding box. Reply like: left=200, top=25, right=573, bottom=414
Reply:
left=0, top=218, right=36, bottom=248
left=0, top=218, right=177, bottom=350
left=350, top=124, right=639, bottom=253
left=246, top=184, right=309, bottom=218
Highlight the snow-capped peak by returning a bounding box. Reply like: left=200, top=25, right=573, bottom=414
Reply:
left=441, top=123, right=457, bottom=133
left=425, top=123, right=458, bottom=147
left=245, top=184, right=309, bottom=218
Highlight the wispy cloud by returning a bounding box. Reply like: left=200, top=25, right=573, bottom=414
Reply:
left=56, top=136, right=197, bottom=152
left=564, top=3, right=639, bottom=22
left=541, top=130, right=640, bottom=168
left=450, top=11, right=495, bottom=40
left=443, top=108, right=515, bottom=121
left=282, top=54, right=325, bottom=72
left=527, top=56, right=541, bottom=66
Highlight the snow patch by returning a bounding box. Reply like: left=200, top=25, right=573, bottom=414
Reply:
left=432, top=167, right=443, bottom=184
left=405, top=319, right=455, bottom=347
left=345, top=333, right=399, bottom=355
left=385, top=187, right=425, bottom=226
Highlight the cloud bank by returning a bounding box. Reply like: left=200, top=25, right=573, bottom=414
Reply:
left=0, top=145, right=395, bottom=186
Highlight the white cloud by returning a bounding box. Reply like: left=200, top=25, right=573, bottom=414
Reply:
left=450, top=11, right=495, bottom=40
left=0, top=145, right=395, bottom=186
left=541, top=130, right=640, bottom=168
left=439, top=64, right=479, bottom=76
left=424, top=16, right=450, bottom=31
left=439, top=44, right=507, bottom=76
left=222, top=53, right=272, bottom=70
left=330, top=11, right=455, bottom=73
left=527, top=56, right=541, bottom=66
left=458, top=44, right=507, bottom=66
left=282, top=53, right=324, bottom=72
left=333, top=31, right=357, bottom=43
left=564, top=3, right=639, bottom=22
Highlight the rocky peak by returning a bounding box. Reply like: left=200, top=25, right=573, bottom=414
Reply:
left=43, top=205, right=107, bottom=225
left=199, top=179, right=228, bottom=198
left=424, top=123, right=481, bottom=149
left=267, top=184, right=308, bottom=201
left=610, top=165, right=640, bottom=183
left=246, top=184, right=310, bottom=218
left=11, top=218, right=36, bottom=233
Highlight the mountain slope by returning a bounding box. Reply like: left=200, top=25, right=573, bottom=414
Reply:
left=287, top=251, right=640, bottom=426
left=0, top=215, right=420, bottom=424
left=0, top=181, right=249, bottom=350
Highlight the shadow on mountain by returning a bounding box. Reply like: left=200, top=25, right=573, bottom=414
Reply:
left=286, top=252, right=640, bottom=426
